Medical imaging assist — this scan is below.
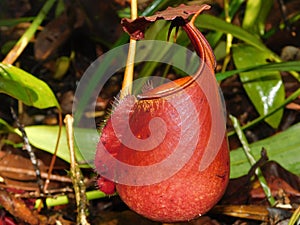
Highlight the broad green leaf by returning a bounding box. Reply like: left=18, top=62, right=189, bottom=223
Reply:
left=0, top=63, right=60, bottom=109
left=19, top=121, right=300, bottom=179
left=232, top=44, right=285, bottom=128
left=17, top=125, right=98, bottom=167
left=16, top=119, right=300, bottom=179
left=230, top=122, right=300, bottom=178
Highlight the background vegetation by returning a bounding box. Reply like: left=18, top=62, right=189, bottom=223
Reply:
left=0, top=0, right=299, bottom=224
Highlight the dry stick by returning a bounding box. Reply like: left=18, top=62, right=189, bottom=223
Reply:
left=64, top=114, right=90, bottom=225
left=120, top=0, right=138, bottom=98
left=0, top=166, right=72, bottom=183
left=43, top=111, right=62, bottom=193
left=10, top=107, right=44, bottom=193
left=277, top=0, right=292, bottom=33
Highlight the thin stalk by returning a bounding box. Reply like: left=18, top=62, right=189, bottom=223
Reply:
left=221, top=0, right=233, bottom=73
left=2, top=0, right=57, bottom=64
left=230, top=115, right=276, bottom=205
left=120, top=0, right=138, bottom=98
left=43, top=110, right=62, bottom=192
left=288, top=205, right=300, bottom=225
left=10, top=108, right=44, bottom=192
left=230, top=115, right=276, bottom=206
left=35, top=190, right=110, bottom=208
left=65, top=115, right=90, bottom=225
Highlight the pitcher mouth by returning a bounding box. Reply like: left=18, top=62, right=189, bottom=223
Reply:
left=137, top=76, right=192, bottom=100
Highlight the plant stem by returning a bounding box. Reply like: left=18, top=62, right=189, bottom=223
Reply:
left=221, top=0, right=233, bottom=73
left=43, top=110, right=62, bottom=193
left=230, top=115, right=276, bottom=206
left=65, top=114, right=90, bottom=225
left=288, top=205, right=300, bottom=225
left=120, top=0, right=138, bottom=98
left=34, top=190, right=110, bottom=208
left=2, top=0, right=57, bottom=64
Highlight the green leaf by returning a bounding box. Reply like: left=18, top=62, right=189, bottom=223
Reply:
left=1, top=40, right=17, bottom=55
left=205, top=0, right=245, bottom=48
left=20, top=121, right=300, bottom=179
left=230, top=122, right=300, bottom=178
left=55, top=0, right=65, bottom=17
left=195, top=14, right=274, bottom=57
left=0, top=118, right=15, bottom=134
left=17, top=125, right=97, bottom=167
left=216, top=61, right=300, bottom=81
left=232, top=44, right=285, bottom=128
left=242, top=0, right=273, bottom=35
left=53, top=56, right=70, bottom=79
left=18, top=119, right=300, bottom=179
left=0, top=17, right=34, bottom=27
left=0, top=63, right=60, bottom=109
left=255, top=0, right=273, bottom=36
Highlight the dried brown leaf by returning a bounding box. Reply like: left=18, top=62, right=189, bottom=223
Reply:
left=0, top=189, right=42, bottom=225
left=121, top=4, right=211, bottom=39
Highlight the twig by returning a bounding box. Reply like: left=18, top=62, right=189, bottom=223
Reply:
left=120, top=0, right=138, bottom=98
left=43, top=111, right=62, bottom=193
left=64, top=114, right=90, bottom=225
left=277, top=0, right=291, bottom=32
left=10, top=107, right=44, bottom=193
left=0, top=166, right=71, bottom=183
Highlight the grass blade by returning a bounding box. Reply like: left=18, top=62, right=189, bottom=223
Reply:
left=230, top=115, right=276, bottom=206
